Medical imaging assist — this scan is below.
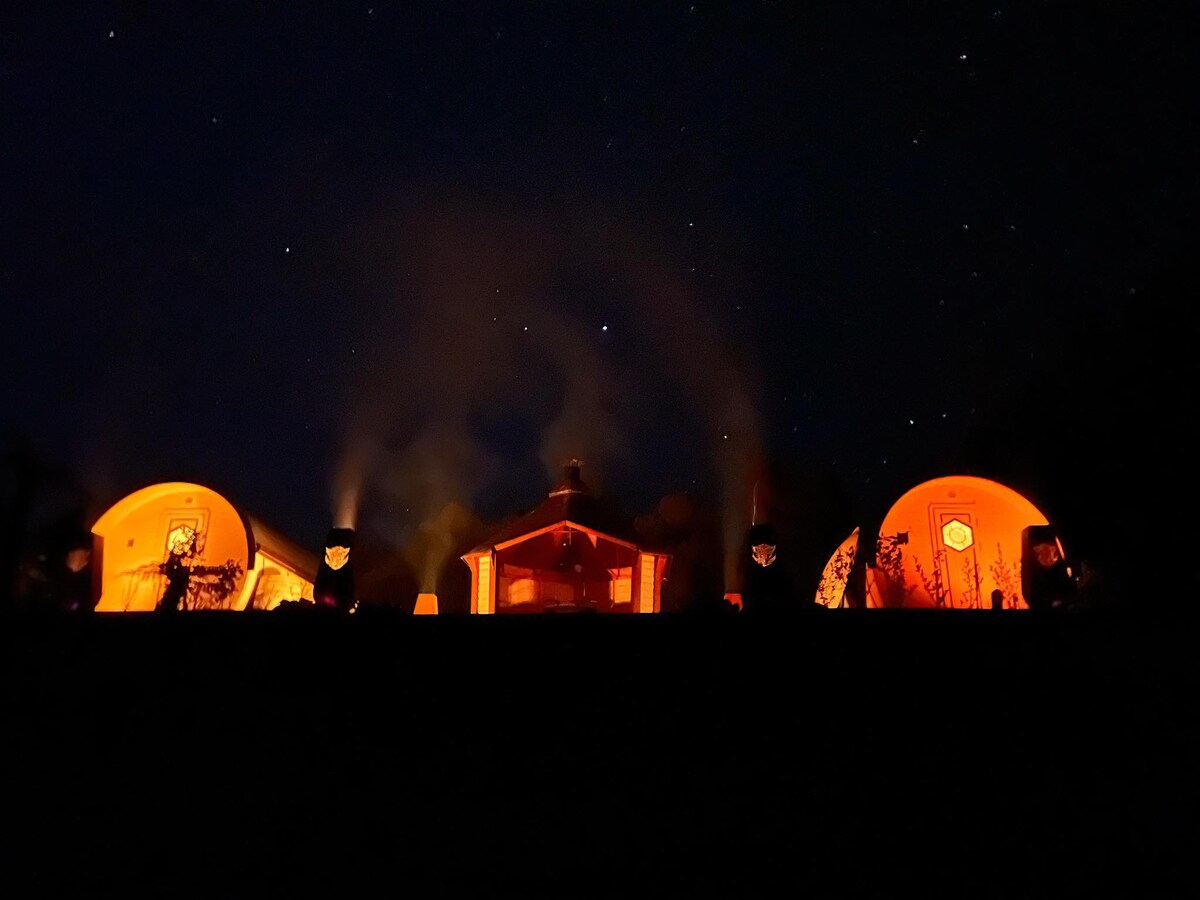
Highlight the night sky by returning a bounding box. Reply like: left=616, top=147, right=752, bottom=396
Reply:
left=2, top=4, right=1193, bottom=583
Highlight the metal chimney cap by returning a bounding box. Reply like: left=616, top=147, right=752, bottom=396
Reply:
left=549, top=458, right=590, bottom=497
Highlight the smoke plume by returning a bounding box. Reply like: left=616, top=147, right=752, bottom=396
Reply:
left=333, top=190, right=763, bottom=599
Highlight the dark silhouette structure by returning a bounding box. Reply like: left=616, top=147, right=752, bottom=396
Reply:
left=314, top=527, right=357, bottom=611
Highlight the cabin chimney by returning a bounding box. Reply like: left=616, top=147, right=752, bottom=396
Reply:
left=565, top=458, right=582, bottom=481
left=549, top=457, right=590, bottom=498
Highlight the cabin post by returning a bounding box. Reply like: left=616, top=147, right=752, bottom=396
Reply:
left=472, top=550, right=495, bottom=615
left=635, top=552, right=657, bottom=614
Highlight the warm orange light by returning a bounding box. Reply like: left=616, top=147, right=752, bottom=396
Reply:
left=941, top=519, right=974, bottom=552
left=476, top=553, right=493, bottom=615
left=166, top=525, right=198, bottom=556
left=865, top=476, right=1054, bottom=609
left=66, top=548, right=91, bottom=573
left=324, top=546, right=350, bottom=570
left=463, top=518, right=668, bottom=614
left=414, top=592, right=438, bottom=615
left=815, top=528, right=858, bottom=608
left=608, top=566, right=632, bottom=605
left=508, top=577, right=538, bottom=606
left=92, top=482, right=315, bottom=612
left=724, top=592, right=744, bottom=611
left=751, top=543, right=777, bottom=567
left=637, top=553, right=657, bottom=613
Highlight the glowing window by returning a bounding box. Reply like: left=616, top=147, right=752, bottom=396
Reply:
left=609, top=567, right=632, bottom=605
left=509, top=577, right=537, bottom=605
left=941, top=519, right=974, bottom=552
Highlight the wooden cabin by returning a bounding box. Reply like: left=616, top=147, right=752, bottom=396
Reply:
left=462, top=463, right=669, bottom=614
left=91, top=482, right=317, bottom=611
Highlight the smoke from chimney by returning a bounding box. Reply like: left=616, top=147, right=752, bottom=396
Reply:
left=332, top=436, right=375, bottom=530
left=333, top=190, right=764, bottom=600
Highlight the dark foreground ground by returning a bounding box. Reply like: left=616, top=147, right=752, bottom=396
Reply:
left=3, top=609, right=1195, bottom=896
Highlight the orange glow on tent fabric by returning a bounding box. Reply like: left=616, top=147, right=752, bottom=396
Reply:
left=865, top=476, right=1054, bottom=609
left=815, top=528, right=858, bottom=608
left=724, top=592, right=744, bottom=611
left=91, top=482, right=316, bottom=611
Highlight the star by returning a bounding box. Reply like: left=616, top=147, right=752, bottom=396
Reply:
left=601, top=324, right=608, bottom=332
left=108, top=31, right=115, bottom=39
left=285, top=246, right=290, bottom=253
left=959, top=54, right=967, bottom=60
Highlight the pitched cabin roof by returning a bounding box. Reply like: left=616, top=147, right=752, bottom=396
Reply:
left=467, top=462, right=637, bottom=554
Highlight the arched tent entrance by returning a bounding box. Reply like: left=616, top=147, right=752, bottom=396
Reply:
left=92, top=482, right=316, bottom=611
left=862, top=476, right=1066, bottom=610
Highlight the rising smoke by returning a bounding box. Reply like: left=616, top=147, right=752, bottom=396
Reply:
left=332, top=190, right=763, bottom=597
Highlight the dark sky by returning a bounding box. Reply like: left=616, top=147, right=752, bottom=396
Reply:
left=2, top=3, right=1192, bottom=558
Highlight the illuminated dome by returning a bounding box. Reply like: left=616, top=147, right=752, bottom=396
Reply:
left=91, top=482, right=316, bottom=611
left=864, top=475, right=1062, bottom=609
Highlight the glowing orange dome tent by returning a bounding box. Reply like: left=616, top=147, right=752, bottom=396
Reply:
left=462, top=462, right=670, bottom=614
left=850, top=475, right=1069, bottom=610
left=91, top=482, right=317, bottom=611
